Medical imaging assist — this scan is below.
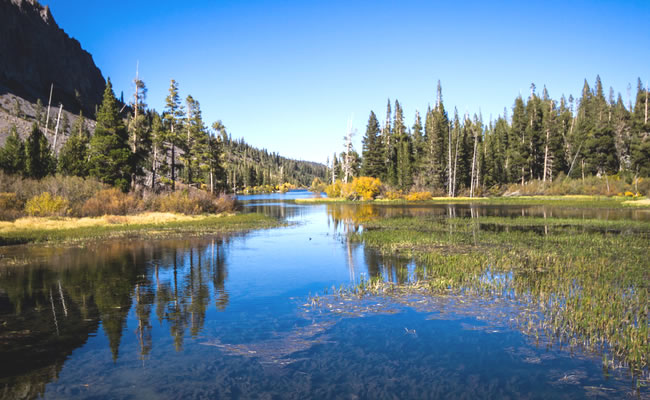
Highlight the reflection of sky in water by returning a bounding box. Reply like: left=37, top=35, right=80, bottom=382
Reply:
left=0, top=192, right=646, bottom=399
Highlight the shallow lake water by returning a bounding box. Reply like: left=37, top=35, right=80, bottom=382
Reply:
left=0, top=190, right=648, bottom=399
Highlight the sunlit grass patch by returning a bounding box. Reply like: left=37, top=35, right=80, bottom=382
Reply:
left=0, top=212, right=280, bottom=245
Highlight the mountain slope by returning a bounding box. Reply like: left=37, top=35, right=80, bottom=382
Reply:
left=0, top=0, right=105, bottom=116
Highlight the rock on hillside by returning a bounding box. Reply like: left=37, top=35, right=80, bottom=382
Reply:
left=0, top=0, right=105, bottom=116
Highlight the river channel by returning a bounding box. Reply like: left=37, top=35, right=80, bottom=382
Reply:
left=0, top=190, right=648, bottom=399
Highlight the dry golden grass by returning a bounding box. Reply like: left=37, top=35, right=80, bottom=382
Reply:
left=0, top=212, right=212, bottom=233
left=623, top=198, right=650, bottom=206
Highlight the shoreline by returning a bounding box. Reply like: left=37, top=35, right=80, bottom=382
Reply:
left=0, top=212, right=282, bottom=246
left=295, top=195, right=650, bottom=208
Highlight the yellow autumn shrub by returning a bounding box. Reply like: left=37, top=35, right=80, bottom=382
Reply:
left=351, top=177, right=382, bottom=200
left=384, top=190, right=405, bottom=200
left=406, top=191, right=433, bottom=201
left=324, top=180, right=343, bottom=198
left=25, top=192, right=69, bottom=217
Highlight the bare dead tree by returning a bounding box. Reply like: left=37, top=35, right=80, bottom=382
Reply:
left=44, top=83, right=53, bottom=136
left=53, top=103, right=63, bottom=153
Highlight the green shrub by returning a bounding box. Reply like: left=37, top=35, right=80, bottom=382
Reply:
left=25, top=192, right=69, bottom=217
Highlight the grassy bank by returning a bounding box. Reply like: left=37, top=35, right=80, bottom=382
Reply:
left=0, top=212, right=281, bottom=246
left=296, top=195, right=650, bottom=208
left=339, top=215, right=649, bottom=377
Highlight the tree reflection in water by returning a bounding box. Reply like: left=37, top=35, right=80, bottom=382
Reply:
left=0, top=235, right=237, bottom=399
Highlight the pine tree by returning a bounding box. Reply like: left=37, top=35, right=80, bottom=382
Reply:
left=150, top=112, right=167, bottom=190
left=449, top=110, right=462, bottom=196
left=246, top=165, right=257, bottom=187
left=525, top=86, right=544, bottom=179
left=128, top=77, right=150, bottom=188
left=570, top=79, right=595, bottom=178
left=411, top=110, right=425, bottom=170
left=163, top=80, right=184, bottom=190
left=630, top=78, right=650, bottom=176
left=426, top=81, right=449, bottom=188
left=208, top=121, right=226, bottom=193
left=360, top=111, right=384, bottom=178
left=25, top=123, right=55, bottom=179
left=612, top=94, right=632, bottom=170
left=392, top=100, right=412, bottom=189
left=508, top=96, right=528, bottom=183
left=0, top=125, right=25, bottom=175
left=381, top=99, right=393, bottom=183
left=88, top=78, right=132, bottom=191
left=183, top=95, right=208, bottom=185
left=58, top=112, right=90, bottom=177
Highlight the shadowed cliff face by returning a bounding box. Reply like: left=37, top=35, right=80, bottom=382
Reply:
left=0, top=0, right=105, bottom=116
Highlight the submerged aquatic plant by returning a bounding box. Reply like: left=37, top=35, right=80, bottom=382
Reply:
left=311, top=215, right=650, bottom=380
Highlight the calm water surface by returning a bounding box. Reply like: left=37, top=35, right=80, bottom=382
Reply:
left=0, top=190, right=648, bottom=399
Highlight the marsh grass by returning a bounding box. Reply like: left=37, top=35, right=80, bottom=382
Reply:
left=0, top=212, right=280, bottom=245
left=317, top=215, right=649, bottom=378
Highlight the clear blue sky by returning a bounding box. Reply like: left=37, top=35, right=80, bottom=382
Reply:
left=47, top=0, right=649, bottom=164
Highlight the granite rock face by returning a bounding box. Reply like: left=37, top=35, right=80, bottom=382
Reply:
left=0, top=0, right=105, bottom=116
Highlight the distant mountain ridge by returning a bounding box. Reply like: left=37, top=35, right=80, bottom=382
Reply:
left=0, top=0, right=105, bottom=116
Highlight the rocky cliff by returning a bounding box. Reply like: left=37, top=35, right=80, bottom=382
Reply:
left=0, top=0, right=105, bottom=116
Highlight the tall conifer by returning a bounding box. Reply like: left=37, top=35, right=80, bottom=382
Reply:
left=88, top=78, right=132, bottom=191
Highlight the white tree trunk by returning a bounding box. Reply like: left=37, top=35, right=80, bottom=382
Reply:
left=45, top=83, right=53, bottom=136
left=53, top=103, right=63, bottom=153
left=470, top=131, right=478, bottom=197
left=543, top=129, right=549, bottom=182
left=447, top=123, right=452, bottom=196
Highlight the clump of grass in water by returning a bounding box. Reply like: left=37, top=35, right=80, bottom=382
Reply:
left=315, top=216, right=650, bottom=380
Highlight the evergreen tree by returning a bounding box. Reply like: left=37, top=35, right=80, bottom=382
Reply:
left=25, top=123, right=55, bottom=179
left=381, top=99, right=393, bottom=182
left=391, top=100, right=412, bottom=189
left=525, top=86, right=544, bottom=179
left=385, top=100, right=407, bottom=187
left=88, top=78, right=132, bottom=191
left=426, top=81, right=449, bottom=188
left=128, top=77, right=151, bottom=188
left=163, top=80, right=185, bottom=190
left=631, top=79, right=650, bottom=176
left=411, top=110, right=425, bottom=170
left=455, top=115, right=473, bottom=189
left=246, top=165, right=258, bottom=187
left=183, top=95, right=208, bottom=184
left=58, top=112, right=90, bottom=177
left=612, top=94, right=632, bottom=170
left=585, top=123, right=619, bottom=175
left=0, top=125, right=25, bottom=175
left=360, top=111, right=384, bottom=178
left=570, top=79, right=595, bottom=178
left=508, top=96, right=528, bottom=183
left=207, top=121, right=226, bottom=193
left=150, top=112, right=167, bottom=190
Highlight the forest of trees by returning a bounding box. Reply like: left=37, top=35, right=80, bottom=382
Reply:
left=0, top=77, right=327, bottom=193
left=2, top=75, right=648, bottom=198
left=332, top=77, right=650, bottom=196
